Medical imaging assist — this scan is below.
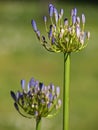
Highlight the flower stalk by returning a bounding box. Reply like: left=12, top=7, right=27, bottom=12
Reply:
left=36, top=117, right=41, bottom=130
left=63, top=53, right=70, bottom=130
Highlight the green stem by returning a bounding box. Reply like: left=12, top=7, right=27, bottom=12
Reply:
left=63, top=53, right=70, bottom=130
left=36, top=118, right=41, bottom=130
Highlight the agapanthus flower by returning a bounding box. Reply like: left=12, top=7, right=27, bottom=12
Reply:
left=31, top=4, right=90, bottom=53
left=10, top=77, right=61, bottom=120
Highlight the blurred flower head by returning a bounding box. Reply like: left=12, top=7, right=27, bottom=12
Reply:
left=31, top=4, right=90, bottom=53
left=10, top=77, right=61, bottom=120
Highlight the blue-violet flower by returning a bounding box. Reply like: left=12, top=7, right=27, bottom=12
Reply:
left=10, top=77, right=61, bottom=120
left=31, top=4, right=90, bottom=53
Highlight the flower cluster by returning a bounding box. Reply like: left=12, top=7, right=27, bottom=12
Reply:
left=31, top=4, right=90, bottom=53
left=10, top=77, right=61, bottom=120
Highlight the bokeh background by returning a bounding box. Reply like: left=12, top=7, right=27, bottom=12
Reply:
left=0, top=0, right=98, bottom=130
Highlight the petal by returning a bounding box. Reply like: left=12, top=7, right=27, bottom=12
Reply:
left=31, top=20, right=37, bottom=32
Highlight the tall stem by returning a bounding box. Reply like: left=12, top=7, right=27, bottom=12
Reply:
left=63, top=53, right=70, bottom=130
left=36, top=118, right=41, bottom=130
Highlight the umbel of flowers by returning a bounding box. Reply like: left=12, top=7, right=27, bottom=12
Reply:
left=10, top=78, right=61, bottom=121
left=31, top=4, right=90, bottom=53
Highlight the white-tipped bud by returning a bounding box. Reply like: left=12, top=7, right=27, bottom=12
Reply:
left=76, top=16, right=80, bottom=24
left=64, top=18, right=68, bottom=26
left=82, top=14, right=85, bottom=24
left=56, top=87, right=60, bottom=97
left=58, top=99, right=62, bottom=107
left=76, top=26, right=80, bottom=38
left=54, top=7, right=58, bottom=23
left=43, top=16, right=47, bottom=23
left=87, top=32, right=90, bottom=39
left=60, top=8, right=64, bottom=17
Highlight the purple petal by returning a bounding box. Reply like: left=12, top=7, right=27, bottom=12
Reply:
left=29, top=78, right=36, bottom=88
left=72, top=15, right=76, bottom=24
left=48, top=29, right=52, bottom=39
left=49, top=93, right=53, bottom=101
left=49, top=4, right=54, bottom=17
left=71, top=8, right=77, bottom=16
left=74, top=8, right=77, bottom=16
left=31, top=20, right=37, bottom=32
left=21, top=79, right=25, bottom=90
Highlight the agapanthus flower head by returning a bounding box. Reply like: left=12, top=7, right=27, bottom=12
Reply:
left=31, top=4, right=90, bottom=53
left=10, top=77, right=61, bottom=120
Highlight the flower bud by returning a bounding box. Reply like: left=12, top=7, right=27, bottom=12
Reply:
left=43, top=16, right=47, bottom=23
left=56, top=87, right=60, bottom=97
left=21, top=79, right=25, bottom=90
left=31, top=20, right=37, bottom=32
left=74, top=8, right=77, bottom=16
left=54, top=7, right=58, bottom=23
left=64, top=18, right=68, bottom=26
left=60, top=8, right=64, bottom=17
left=72, top=15, right=76, bottom=24
left=76, top=26, right=80, bottom=38
left=82, top=14, right=85, bottom=24
left=36, top=30, right=40, bottom=40
left=76, top=17, right=80, bottom=24
left=49, top=4, right=54, bottom=17
left=87, top=32, right=90, bottom=39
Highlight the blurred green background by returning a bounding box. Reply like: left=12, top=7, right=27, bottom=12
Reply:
left=0, top=0, right=98, bottom=130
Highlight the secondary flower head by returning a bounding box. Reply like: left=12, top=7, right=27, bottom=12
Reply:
left=31, top=4, right=90, bottom=53
left=10, top=77, right=61, bottom=120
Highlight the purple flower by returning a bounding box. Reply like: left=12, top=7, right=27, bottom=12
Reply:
left=49, top=4, right=54, bottom=17
left=52, top=37, right=55, bottom=44
left=74, top=8, right=77, bottom=16
left=10, top=77, right=61, bottom=119
left=21, top=79, right=25, bottom=90
left=72, top=15, right=76, bottom=24
left=31, top=20, right=37, bottom=32
left=31, top=4, right=90, bottom=53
